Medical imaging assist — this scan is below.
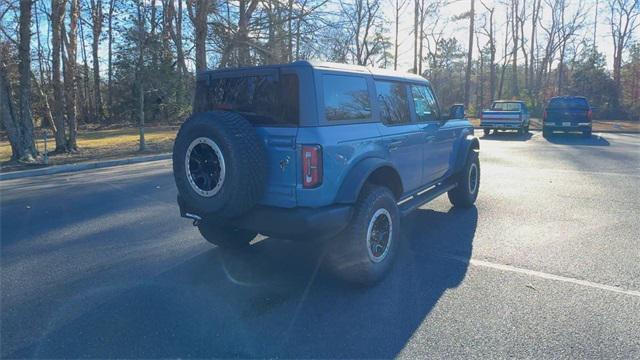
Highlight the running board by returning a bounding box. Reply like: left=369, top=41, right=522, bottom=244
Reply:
left=398, top=182, right=457, bottom=217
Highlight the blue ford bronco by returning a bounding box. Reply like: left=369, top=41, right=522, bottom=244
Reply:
left=173, top=61, right=480, bottom=285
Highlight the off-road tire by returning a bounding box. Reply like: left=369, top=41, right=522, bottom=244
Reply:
left=198, top=219, right=257, bottom=249
left=448, top=150, right=480, bottom=208
left=325, top=184, right=400, bottom=286
left=173, top=111, right=266, bottom=218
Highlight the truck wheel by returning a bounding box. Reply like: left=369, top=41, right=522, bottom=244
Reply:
left=197, top=219, right=257, bottom=249
left=325, top=184, right=400, bottom=286
left=483, top=129, right=490, bottom=136
left=173, top=111, right=267, bottom=218
left=448, top=150, right=480, bottom=208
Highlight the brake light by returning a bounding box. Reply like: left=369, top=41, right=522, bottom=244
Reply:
left=587, top=109, right=593, bottom=122
left=543, top=110, right=548, bottom=121
left=302, top=145, right=322, bottom=188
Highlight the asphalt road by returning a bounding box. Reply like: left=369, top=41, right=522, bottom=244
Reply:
left=2, top=131, right=639, bottom=359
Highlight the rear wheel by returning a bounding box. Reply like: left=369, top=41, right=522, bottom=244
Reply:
left=448, top=150, right=480, bottom=208
left=197, top=220, right=257, bottom=249
left=483, top=129, right=490, bottom=136
left=325, top=184, right=400, bottom=286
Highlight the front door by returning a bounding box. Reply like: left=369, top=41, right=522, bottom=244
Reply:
left=375, top=80, right=423, bottom=193
left=410, top=84, right=451, bottom=183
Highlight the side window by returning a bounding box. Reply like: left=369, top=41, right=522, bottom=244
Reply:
left=323, top=75, right=371, bottom=121
left=375, top=81, right=410, bottom=125
left=411, top=85, right=439, bottom=122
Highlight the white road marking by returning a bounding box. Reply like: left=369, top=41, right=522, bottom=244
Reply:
left=438, top=253, right=640, bottom=298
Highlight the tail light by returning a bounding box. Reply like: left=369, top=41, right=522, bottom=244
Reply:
left=587, top=109, right=593, bottom=122
left=302, top=145, right=322, bottom=188
left=543, top=110, right=548, bottom=121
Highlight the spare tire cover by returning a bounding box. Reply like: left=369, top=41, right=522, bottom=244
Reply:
left=172, top=111, right=267, bottom=218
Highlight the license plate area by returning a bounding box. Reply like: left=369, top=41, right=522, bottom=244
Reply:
left=562, top=122, right=571, bottom=126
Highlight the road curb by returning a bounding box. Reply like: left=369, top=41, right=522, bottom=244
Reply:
left=0, top=153, right=172, bottom=181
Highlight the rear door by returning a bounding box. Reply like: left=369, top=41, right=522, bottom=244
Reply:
left=374, top=80, right=424, bottom=193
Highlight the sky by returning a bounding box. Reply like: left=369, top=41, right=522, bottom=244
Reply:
left=383, top=0, right=626, bottom=72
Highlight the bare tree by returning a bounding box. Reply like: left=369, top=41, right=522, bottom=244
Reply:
left=607, top=0, right=640, bottom=104
left=107, top=0, right=115, bottom=115
left=464, top=0, right=475, bottom=107
left=340, top=0, right=384, bottom=66
left=479, top=0, right=496, bottom=101
left=51, top=0, right=67, bottom=152
left=89, top=0, right=104, bottom=121
left=187, top=0, right=213, bottom=70
left=64, top=0, right=79, bottom=150
left=389, top=0, right=408, bottom=70
left=18, top=0, right=37, bottom=160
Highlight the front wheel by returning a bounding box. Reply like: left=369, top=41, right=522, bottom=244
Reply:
left=198, top=220, right=257, bottom=249
left=325, top=184, right=400, bottom=286
left=448, top=150, right=480, bottom=208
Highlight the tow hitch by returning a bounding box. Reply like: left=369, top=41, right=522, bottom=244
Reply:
left=184, top=213, right=202, bottom=226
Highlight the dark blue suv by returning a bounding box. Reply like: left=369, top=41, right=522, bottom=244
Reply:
left=173, top=61, right=480, bottom=284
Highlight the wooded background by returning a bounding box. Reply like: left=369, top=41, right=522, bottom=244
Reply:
left=1, top=0, right=639, bottom=162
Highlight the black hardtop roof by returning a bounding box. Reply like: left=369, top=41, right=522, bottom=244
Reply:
left=197, top=60, right=429, bottom=84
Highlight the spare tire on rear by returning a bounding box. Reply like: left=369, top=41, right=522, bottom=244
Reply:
left=173, top=111, right=267, bottom=218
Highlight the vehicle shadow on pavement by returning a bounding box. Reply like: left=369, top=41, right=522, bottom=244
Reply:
left=481, top=131, right=533, bottom=141
left=8, top=206, right=477, bottom=359
left=543, top=133, right=610, bottom=146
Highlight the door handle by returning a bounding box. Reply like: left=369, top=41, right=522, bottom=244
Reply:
left=387, top=136, right=408, bottom=150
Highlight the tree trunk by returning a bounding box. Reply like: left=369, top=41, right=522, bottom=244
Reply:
left=64, top=0, right=79, bottom=150
left=188, top=0, right=211, bottom=71
left=107, top=0, right=115, bottom=118
left=51, top=0, right=68, bottom=152
left=1, top=60, right=25, bottom=161
left=413, top=0, right=418, bottom=73
left=91, top=0, right=105, bottom=122
left=18, top=0, right=38, bottom=161
left=464, top=0, right=474, bottom=108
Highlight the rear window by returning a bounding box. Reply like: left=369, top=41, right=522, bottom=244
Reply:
left=492, top=102, right=522, bottom=111
left=548, top=98, right=589, bottom=110
left=193, top=74, right=299, bottom=126
left=323, top=75, right=371, bottom=121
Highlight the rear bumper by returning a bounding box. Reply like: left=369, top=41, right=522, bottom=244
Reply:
left=480, top=122, right=524, bottom=129
left=177, top=195, right=352, bottom=239
left=543, top=123, right=591, bottom=132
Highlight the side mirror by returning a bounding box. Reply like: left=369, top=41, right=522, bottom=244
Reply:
left=448, top=104, right=465, bottom=120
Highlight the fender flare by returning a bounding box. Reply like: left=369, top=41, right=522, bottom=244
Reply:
left=334, top=158, right=403, bottom=204
left=453, top=135, right=480, bottom=174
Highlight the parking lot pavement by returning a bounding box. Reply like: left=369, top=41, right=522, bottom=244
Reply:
left=1, top=131, right=639, bottom=358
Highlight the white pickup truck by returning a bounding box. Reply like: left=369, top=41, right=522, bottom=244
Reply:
left=480, top=100, right=530, bottom=135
